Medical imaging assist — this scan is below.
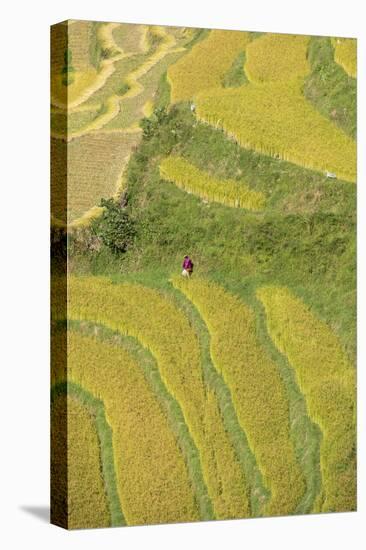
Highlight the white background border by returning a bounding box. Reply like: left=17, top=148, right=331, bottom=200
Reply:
left=1, top=1, right=364, bottom=548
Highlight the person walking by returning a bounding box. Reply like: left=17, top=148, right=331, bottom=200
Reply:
left=182, top=255, right=194, bottom=277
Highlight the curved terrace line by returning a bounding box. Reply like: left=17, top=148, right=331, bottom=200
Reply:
left=168, top=282, right=270, bottom=516
left=68, top=277, right=251, bottom=519
left=51, top=22, right=135, bottom=111
left=53, top=26, right=185, bottom=142
left=51, top=380, right=126, bottom=527
left=68, top=318, right=215, bottom=521
left=172, top=276, right=307, bottom=516
left=250, top=292, right=323, bottom=514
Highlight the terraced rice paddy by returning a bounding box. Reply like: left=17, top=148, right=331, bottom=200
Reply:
left=167, top=29, right=252, bottom=102
left=331, top=37, right=357, bottom=78
left=68, top=331, right=200, bottom=525
left=50, top=21, right=191, bottom=226
left=160, top=156, right=265, bottom=210
left=195, top=82, right=356, bottom=182
left=257, top=286, right=356, bottom=512
left=52, top=272, right=356, bottom=526
left=51, top=132, right=140, bottom=225
left=173, top=277, right=306, bottom=516
left=66, top=277, right=251, bottom=521
left=67, top=20, right=94, bottom=70
left=112, top=22, right=149, bottom=53
left=51, top=22, right=356, bottom=529
left=103, top=48, right=184, bottom=130
left=244, top=33, right=310, bottom=83
left=165, top=29, right=356, bottom=181
left=192, top=31, right=356, bottom=181
left=65, top=394, right=111, bottom=528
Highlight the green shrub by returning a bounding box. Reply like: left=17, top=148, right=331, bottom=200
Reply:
left=91, top=198, right=136, bottom=253
left=140, top=107, right=170, bottom=139
left=100, top=47, right=118, bottom=59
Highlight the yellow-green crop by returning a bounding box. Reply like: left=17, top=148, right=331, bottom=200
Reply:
left=245, top=33, right=310, bottom=83
left=188, top=31, right=356, bottom=182
left=67, top=331, right=199, bottom=525
left=257, top=286, right=356, bottom=512
left=331, top=37, right=357, bottom=78
left=68, top=20, right=94, bottom=71
left=159, top=156, right=265, bottom=210
left=168, top=29, right=252, bottom=102
left=67, top=394, right=111, bottom=529
left=195, top=81, right=356, bottom=182
left=173, top=276, right=306, bottom=516
left=67, top=276, right=250, bottom=520
left=66, top=132, right=140, bottom=223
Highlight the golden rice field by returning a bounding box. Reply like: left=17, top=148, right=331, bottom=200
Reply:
left=66, top=276, right=251, bottom=521
left=166, top=29, right=356, bottom=181
left=67, top=20, right=94, bottom=71
left=112, top=22, right=149, bottom=54
left=167, top=29, right=252, bottom=102
left=159, top=156, right=265, bottom=210
left=172, top=277, right=305, bottom=516
left=51, top=274, right=356, bottom=527
left=51, top=132, right=140, bottom=225
left=244, top=33, right=310, bottom=83
left=195, top=81, right=356, bottom=182
left=66, top=394, right=111, bottom=529
left=257, top=286, right=356, bottom=512
left=103, top=48, right=184, bottom=131
left=51, top=21, right=191, bottom=227
left=68, top=331, right=200, bottom=526
left=331, top=37, right=357, bottom=78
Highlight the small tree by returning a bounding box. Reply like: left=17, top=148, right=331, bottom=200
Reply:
left=91, top=198, right=136, bottom=254
left=140, top=107, right=169, bottom=139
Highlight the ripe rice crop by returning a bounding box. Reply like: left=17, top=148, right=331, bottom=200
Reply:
left=112, top=23, right=149, bottom=54
left=104, top=49, right=184, bottom=131
left=68, top=20, right=94, bottom=71
left=173, top=277, right=306, bottom=516
left=203, top=388, right=250, bottom=518
left=65, top=132, right=140, bottom=223
left=51, top=138, right=67, bottom=225
left=167, top=29, right=252, bottom=103
left=51, top=68, right=100, bottom=112
left=51, top=22, right=130, bottom=111
left=159, top=156, right=265, bottom=210
left=51, top=336, right=125, bottom=527
left=51, top=23, right=188, bottom=226
left=51, top=110, right=97, bottom=138
left=331, top=37, right=357, bottom=78
left=51, top=132, right=140, bottom=227
left=65, top=26, right=185, bottom=138
left=51, top=393, right=68, bottom=527
left=245, top=33, right=310, bottom=83
left=68, top=276, right=250, bottom=520
left=66, top=394, right=111, bottom=529
left=51, top=21, right=68, bottom=75
left=50, top=20, right=99, bottom=111
left=68, top=331, right=199, bottom=526
left=257, top=286, right=356, bottom=512
left=80, top=54, right=145, bottom=110
left=195, top=81, right=356, bottom=182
